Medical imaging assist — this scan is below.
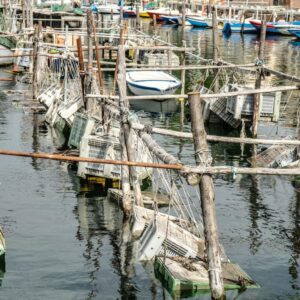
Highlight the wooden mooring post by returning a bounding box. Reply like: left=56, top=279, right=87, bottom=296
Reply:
left=252, top=16, right=266, bottom=165
left=188, top=92, right=225, bottom=300
left=32, top=25, right=40, bottom=100
left=252, top=16, right=266, bottom=139
left=85, top=9, right=93, bottom=111
left=212, top=7, right=219, bottom=92
left=117, top=31, right=144, bottom=213
left=180, top=40, right=186, bottom=128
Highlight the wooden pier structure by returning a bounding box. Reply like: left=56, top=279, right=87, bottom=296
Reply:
left=0, top=3, right=300, bottom=299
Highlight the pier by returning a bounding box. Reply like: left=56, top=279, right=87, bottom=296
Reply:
left=0, top=1, right=299, bottom=299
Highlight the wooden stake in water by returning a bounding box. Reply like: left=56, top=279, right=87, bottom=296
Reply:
left=188, top=92, right=225, bottom=300
left=180, top=40, right=186, bottom=128
left=117, top=31, right=143, bottom=212
left=212, top=8, right=219, bottom=92
left=252, top=16, right=266, bottom=139
left=32, top=25, right=40, bottom=100
left=85, top=9, right=93, bottom=110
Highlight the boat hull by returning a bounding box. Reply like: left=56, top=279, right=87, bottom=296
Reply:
left=186, top=16, right=209, bottom=27
left=127, top=82, right=180, bottom=97
left=126, top=71, right=181, bottom=97
left=0, top=45, right=13, bottom=66
left=250, top=20, right=300, bottom=35
left=223, top=22, right=257, bottom=34
left=289, top=29, right=300, bottom=39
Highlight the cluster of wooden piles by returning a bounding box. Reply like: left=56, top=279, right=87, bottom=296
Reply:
left=1, top=6, right=300, bottom=300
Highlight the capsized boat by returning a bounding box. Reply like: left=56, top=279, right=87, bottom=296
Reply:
left=126, top=71, right=181, bottom=96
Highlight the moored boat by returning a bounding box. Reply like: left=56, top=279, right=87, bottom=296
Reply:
left=289, top=28, right=300, bottom=39
left=186, top=16, right=209, bottom=27
left=126, top=71, right=181, bottom=97
left=223, top=19, right=257, bottom=34
left=249, top=19, right=300, bottom=35
left=160, top=14, right=181, bottom=25
left=123, top=6, right=136, bottom=17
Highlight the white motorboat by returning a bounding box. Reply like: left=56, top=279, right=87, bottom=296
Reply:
left=126, top=71, right=181, bottom=97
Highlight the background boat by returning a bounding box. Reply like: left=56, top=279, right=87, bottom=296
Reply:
left=126, top=71, right=181, bottom=97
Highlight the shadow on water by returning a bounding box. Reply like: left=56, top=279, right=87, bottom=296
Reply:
left=287, top=191, right=300, bottom=291
left=68, top=166, right=139, bottom=299
left=0, top=255, right=5, bottom=287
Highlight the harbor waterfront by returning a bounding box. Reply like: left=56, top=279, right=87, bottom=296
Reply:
left=0, top=14, right=300, bottom=300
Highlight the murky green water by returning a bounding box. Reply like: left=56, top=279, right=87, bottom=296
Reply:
left=0, top=21, right=300, bottom=299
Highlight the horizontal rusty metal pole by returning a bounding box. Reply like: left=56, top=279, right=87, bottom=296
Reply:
left=1, top=149, right=300, bottom=175
left=0, top=149, right=183, bottom=170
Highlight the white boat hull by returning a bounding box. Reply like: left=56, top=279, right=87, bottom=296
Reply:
left=0, top=46, right=13, bottom=66
left=127, top=83, right=179, bottom=96
left=126, top=71, right=181, bottom=97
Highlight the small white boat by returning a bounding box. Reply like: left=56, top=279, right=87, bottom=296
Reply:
left=97, top=4, right=120, bottom=14
left=126, top=71, right=181, bottom=96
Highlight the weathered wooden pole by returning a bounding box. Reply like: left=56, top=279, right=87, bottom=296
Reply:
left=188, top=91, right=225, bottom=300
left=252, top=16, right=266, bottom=139
left=22, top=0, right=26, bottom=29
left=212, top=7, right=219, bottom=92
left=212, top=8, right=219, bottom=63
left=117, top=29, right=144, bottom=210
left=85, top=9, right=93, bottom=111
left=32, top=25, right=40, bottom=100
left=181, top=0, right=186, bottom=40
left=117, top=40, right=132, bottom=215
left=91, top=13, right=104, bottom=93
left=180, top=40, right=186, bottom=127
left=76, top=37, right=86, bottom=103
left=136, top=6, right=140, bottom=30
left=153, top=14, right=157, bottom=32
left=166, top=31, right=172, bottom=69
left=241, top=10, right=246, bottom=35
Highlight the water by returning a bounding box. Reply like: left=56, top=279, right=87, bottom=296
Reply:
left=0, top=22, right=300, bottom=299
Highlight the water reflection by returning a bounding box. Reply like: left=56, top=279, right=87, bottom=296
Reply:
left=69, top=166, right=138, bottom=299
left=248, top=176, right=263, bottom=255
left=0, top=255, right=5, bottom=287
left=288, top=191, right=300, bottom=290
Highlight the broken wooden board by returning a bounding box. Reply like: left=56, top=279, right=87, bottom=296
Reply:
left=108, top=188, right=170, bottom=207
left=154, top=256, right=259, bottom=297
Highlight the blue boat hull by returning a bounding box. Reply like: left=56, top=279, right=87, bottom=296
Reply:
left=223, top=22, right=257, bottom=34
left=289, top=29, right=300, bottom=39
left=186, top=17, right=209, bottom=28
